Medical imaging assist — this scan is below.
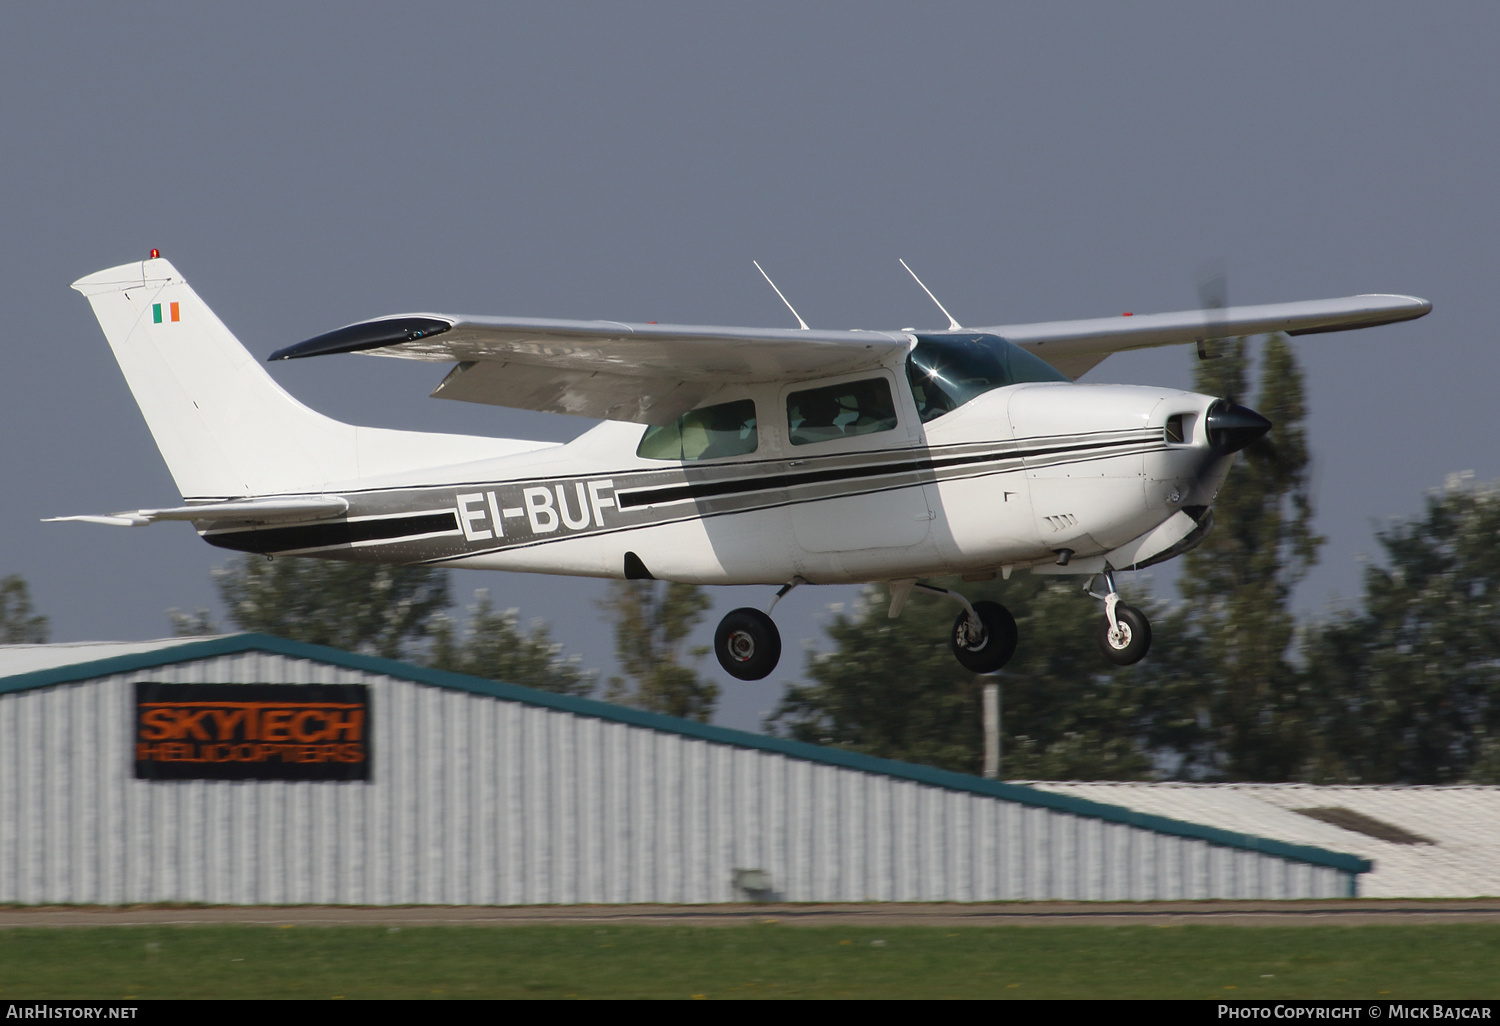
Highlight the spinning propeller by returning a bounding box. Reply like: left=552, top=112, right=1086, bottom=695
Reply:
left=1196, top=265, right=1273, bottom=459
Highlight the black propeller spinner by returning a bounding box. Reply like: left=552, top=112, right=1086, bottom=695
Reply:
left=1205, top=399, right=1272, bottom=455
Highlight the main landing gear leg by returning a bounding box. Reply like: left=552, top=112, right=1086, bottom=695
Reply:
left=764, top=576, right=806, bottom=616
left=912, top=582, right=1018, bottom=675
left=1087, top=568, right=1151, bottom=666
left=713, top=578, right=801, bottom=681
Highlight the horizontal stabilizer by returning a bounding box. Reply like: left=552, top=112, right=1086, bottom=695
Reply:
left=45, top=496, right=349, bottom=528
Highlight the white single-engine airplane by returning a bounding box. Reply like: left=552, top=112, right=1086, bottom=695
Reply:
left=58, top=254, right=1430, bottom=679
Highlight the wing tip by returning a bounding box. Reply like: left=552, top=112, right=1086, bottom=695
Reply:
left=1354, top=293, right=1433, bottom=318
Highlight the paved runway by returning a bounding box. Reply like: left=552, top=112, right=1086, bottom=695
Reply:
left=3, top=900, right=1499, bottom=928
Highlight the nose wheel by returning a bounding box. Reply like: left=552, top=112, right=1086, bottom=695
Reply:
left=714, top=607, right=782, bottom=680
left=1098, top=603, right=1151, bottom=664
left=1088, top=570, right=1152, bottom=665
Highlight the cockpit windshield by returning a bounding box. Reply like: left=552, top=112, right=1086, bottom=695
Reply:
left=905, top=333, right=1068, bottom=422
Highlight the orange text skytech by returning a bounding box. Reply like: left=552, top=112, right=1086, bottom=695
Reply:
left=134, top=682, right=370, bottom=780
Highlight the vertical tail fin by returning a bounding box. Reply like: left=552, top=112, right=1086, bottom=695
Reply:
left=71, top=257, right=536, bottom=499
left=72, top=257, right=366, bottom=498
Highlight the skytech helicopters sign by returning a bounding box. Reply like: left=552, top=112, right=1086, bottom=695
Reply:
left=134, top=682, right=370, bottom=781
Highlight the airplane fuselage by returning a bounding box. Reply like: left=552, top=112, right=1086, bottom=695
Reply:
left=198, top=378, right=1232, bottom=586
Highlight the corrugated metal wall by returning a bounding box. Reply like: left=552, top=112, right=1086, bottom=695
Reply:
left=0, top=651, right=1351, bottom=904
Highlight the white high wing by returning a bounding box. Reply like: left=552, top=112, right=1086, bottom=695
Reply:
left=58, top=255, right=1430, bottom=678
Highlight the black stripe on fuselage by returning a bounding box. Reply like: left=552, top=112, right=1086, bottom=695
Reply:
left=199, top=431, right=1162, bottom=558
left=615, top=434, right=1152, bottom=509
left=203, top=512, right=460, bottom=555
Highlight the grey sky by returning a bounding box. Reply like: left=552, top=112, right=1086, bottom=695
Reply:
left=2, top=3, right=1493, bottom=730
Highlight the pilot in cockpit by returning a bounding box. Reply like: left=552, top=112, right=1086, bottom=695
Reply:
left=790, top=391, right=847, bottom=443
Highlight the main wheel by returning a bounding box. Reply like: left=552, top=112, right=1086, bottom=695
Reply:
left=715, top=608, right=782, bottom=680
left=949, top=600, right=1018, bottom=674
left=1098, top=604, right=1152, bottom=665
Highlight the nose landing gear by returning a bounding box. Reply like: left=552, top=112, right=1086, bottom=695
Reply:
left=1087, top=569, right=1152, bottom=665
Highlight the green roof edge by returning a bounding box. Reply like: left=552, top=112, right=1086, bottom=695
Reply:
left=0, top=633, right=1372, bottom=876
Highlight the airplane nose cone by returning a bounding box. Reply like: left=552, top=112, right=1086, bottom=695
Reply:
left=1205, top=400, right=1272, bottom=454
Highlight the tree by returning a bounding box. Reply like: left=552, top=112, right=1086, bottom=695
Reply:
left=212, top=554, right=450, bottom=659
left=1145, top=333, right=1323, bottom=779
left=600, top=580, right=717, bottom=721
left=769, top=575, right=1155, bottom=779
left=429, top=590, right=595, bottom=696
left=1301, top=476, right=1500, bottom=783
left=0, top=575, right=49, bottom=644
left=169, top=607, right=219, bottom=636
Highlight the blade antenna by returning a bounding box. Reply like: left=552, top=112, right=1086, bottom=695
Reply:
left=899, top=258, right=963, bottom=330
left=753, top=260, right=809, bottom=330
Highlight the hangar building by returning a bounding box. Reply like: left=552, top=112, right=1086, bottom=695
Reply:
left=1030, top=781, right=1500, bottom=898
left=0, top=634, right=1367, bottom=905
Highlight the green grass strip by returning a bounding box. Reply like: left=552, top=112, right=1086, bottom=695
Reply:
left=0, top=923, right=1497, bottom=1000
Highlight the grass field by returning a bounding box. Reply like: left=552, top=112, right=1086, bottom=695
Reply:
left=1, top=923, right=1497, bottom=1000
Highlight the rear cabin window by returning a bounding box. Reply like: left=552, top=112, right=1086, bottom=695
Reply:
left=636, top=398, right=758, bottom=461
left=786, top=378, right=898, bottom=446
left=905, top=333, right=1069, bottom=422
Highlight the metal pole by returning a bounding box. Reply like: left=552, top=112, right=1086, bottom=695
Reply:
left=983, top=682, right=1000, bottom=779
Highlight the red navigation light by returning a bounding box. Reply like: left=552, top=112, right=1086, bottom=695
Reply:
left=1122, top=311, right=1133, bottom=316
left=150, top=248, right=160, bottom=259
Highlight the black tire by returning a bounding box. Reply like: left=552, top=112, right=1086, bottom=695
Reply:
left=715, top=607, right=782, bottom=681
left=949, top=600, right=1018, bottom=674
left=1098, top=604, right=1152, bottom=665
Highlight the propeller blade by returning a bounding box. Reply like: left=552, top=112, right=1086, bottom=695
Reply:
left=1195, top=261, right=1229, bottom=363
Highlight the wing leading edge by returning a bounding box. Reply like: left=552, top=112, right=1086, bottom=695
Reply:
left=987, top=293, right=1432, bottom=380
left=270, top=293, right=1430, bottom=422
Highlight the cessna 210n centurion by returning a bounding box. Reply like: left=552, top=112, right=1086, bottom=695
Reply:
left=59, top=254, right=1430, bottom=680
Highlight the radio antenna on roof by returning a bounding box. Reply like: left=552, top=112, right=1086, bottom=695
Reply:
left=899, top=258, right=963, bottom=330
left=752, top=260, right=809, bottom=330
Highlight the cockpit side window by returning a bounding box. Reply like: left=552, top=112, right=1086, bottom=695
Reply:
left=906, top=333, right=1068, bottom=422
left=637, top=398, right=758, bottom=461
left=786, top=378, right=898, bottom=446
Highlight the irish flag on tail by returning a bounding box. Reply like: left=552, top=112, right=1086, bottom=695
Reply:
left=152, top=302, right=180, bottom=324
